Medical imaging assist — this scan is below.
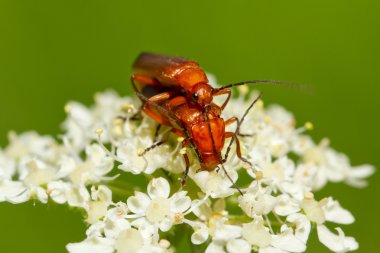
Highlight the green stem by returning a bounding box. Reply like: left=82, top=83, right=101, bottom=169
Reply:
left=105, top=185, right=133, bottom=197
left=228, top=214, right=287, bottom=227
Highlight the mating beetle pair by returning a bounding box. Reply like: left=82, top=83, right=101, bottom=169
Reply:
left=131, top=52, right=289, bottom=194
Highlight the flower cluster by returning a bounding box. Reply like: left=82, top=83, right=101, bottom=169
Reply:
left=0, top=86, right=374, bottom=253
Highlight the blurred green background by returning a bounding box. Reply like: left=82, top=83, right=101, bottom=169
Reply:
left=0, top=0, right=379, bottom=252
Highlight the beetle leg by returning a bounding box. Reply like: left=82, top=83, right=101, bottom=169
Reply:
left=212, top=88, right=231, bottom=111
left=138, top=140, right=166, bottom=157
left=129, top=105, right=143, bottom=121
left=131, top=75, right=173, bottom=105
left=224, top=132, right=252, bottom=166
left=153, top=124, right=162, bottom=142
left=170, top=128, right=185, bottom=136
left=225, top=117, right=254, bottom=137
left=132, top=74, right=160, bottom=86
left=143, top=107, right=170, bottom=125
left=149, top=92, right=173, bottom=104
left=225, top=116, right=239, bottom=127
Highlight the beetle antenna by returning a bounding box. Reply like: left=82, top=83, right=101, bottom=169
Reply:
left=214, top=80, right=311, bottom=94
left=204, top=107, right=243, bottom=196
left=224, top=92, right=263, bottom=162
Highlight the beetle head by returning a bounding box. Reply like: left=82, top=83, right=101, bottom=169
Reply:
left=191, top=83, right=213, bottom=107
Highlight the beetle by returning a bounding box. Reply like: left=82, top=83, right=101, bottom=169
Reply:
left=131, top=79, right=262, bottom=195
left=132, top=52, right=292, bottom=111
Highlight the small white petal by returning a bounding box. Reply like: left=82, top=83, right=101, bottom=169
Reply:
left=115, top=228, right=144, bottom=253
left=214, top=218, right=241, bottom=241
left=147, top=177, right=170, bottom=199
left=239, top=189, right=277, bottom=217
left=193, top=170, right=237, bottom=198
left=205, top=242, right=224, bottom=253
left=323, top=198, right=354, bottom=225
left=317, top=225, right=358, bottom=252
left=36, top=187, right=48, bottom=203
left=57, top=156, right=77, bottom=178
left=170, top=191, right=191, bottom=212
left=191, top=222, right=209, bottom=245
left=227, top=239, right=251, bottom=253
left=127, top=192, right=150, bottom=214
left=86, top=201, right=108, bottom=224
left=286, top=213, right=311, bottom=244
left=104, top=208, right=131, bottom=238
left=0, top=180, right=29, bottom=203
left=131, top=218, right=156, bottom=238
left=159, top=217, right=173, bottom=232
left=91, top=185, right=112, bottom=203
left=346, top=164, right=375, bottom=188
left=271, top=225, right=306, bottom=252
left=191, top=198, right=212, bottom=220
left=301, top=198, right=325, bottom=224
left=274, top=194, right=300, bottom=216
left=0, top=152, right=16, bottom=180
left=8, top=188, right=31, bottom=204
left=259, top=246, right=285, bottom=253
left=242, top=220, right=271, bottom=248
left=66, top=237, right=114, bottom=253
left=66, top=185, right=90, bottom=208
left=47, top=181, right=68, bottom=204
left=86, top=144, right=114, bottom=175
left=145, top=197, right=170, bottom=223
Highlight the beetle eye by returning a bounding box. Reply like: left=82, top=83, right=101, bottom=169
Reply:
left=192, top=93, right=198, bottom=100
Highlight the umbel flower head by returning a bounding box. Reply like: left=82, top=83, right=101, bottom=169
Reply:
left=0, top=80, right=375, bottom=253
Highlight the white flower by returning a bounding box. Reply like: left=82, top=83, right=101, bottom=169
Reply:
left=86, top=185, right=113, bottom=224
left=242, top=219, right=307, bottom=253
left=103, top=202, right=130, bottom=238
left=242, top=219, right=272, bottom=248
left=58, top=144, right=114, bottom=185
left=117, top=136, right=171, bottom=175
left=46, top=180, right=91, bottom=208
left=269, top=225, right=306, bottom=253
left=206, top=218, right=250, bottom=253
left=127, top=177, right=191, bottom=232
left=260, top=156, right=295, bottom=191
left=0, top=89, right=374, bottom=253
left=4, top=131, right=59, bottom=161
left=115, top=228, right=145, bottom=253
left=1, top=158, right=58, bottom=204
left=239, top=182, right=277, bottom=217
left=192, top=170, right=238, bottom=198
left=294, top=163, right=327, bottom=191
